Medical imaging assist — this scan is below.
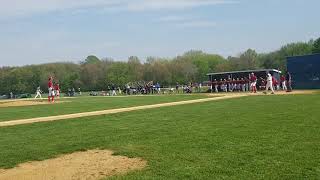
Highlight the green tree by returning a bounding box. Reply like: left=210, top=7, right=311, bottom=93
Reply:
left=106, top=62, right=129, bottom=86
left=312, top=37, right=320, bottom=54
left=128, top=56, right=143, bottom=82
left=238, top=49, right=259, bottom=70
left=83, top=55, right=101, bottom=64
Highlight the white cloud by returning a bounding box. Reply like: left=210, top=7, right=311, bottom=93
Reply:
left=157, top=15, right=187, bottom=22
left=0, top=0, right=238, bottom=18
left=156, top=15, right=216, bottom=28
left=0, top=0, right=121, bottom=18
left=177, top=21, right=217, bottom=28
left=125, top=0, right=237, bottom=11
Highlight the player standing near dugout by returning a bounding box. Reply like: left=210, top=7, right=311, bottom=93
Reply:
left=265, top=73, right=275, bottom=94
left=280, top=75, right=287, bottom=91
left=250, top=73, right=257, bottom=93
left=219, top=79, right=223, bottom=92
left=241, top=78, right=246, bottom=92
left=48, top=77, right=55, bottom=102
left=286, top=71, right=292, bottom=92
left=214, top=79, right=219, bottom=93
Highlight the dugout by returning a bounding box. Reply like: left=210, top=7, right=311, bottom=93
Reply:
left=287, top=54, right=320, bottom=89
left=207, top=69, right=281, bottom=87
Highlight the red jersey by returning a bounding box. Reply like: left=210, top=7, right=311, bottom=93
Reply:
left=272, top=77, right=278, bottom=86
left=55, top=84, right=60, bottom=91
left=250, top=75, right=257, bottom=82
left=280, top=76, right=285, bottom=82
left=48, top=80, right=53, bottom=88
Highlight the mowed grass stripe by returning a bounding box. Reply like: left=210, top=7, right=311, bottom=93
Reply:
left=0, top=94, right=319, bottom=179
left=0, top=95, right=210, bottom=122
left=0, top=95, right=242, bottom=127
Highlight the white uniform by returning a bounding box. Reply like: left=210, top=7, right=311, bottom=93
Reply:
left=266, top=74, right=274, bottom=93
left=48, top=87, right=55, bottom=97
left=56, top=90, right=60, bottom=96
left=241, top=83, right=246, bottom=92
left=35, top=87, right=42, bottom=99
left=282, top=81, right=287, bottom=91
left=215, top=84, right=218, bottom=93
left=112, top=90, right=117, bottom=96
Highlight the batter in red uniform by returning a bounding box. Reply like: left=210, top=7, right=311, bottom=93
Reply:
left=250, top=73, right=257, bottom=93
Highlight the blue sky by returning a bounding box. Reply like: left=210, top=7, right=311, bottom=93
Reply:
left=0, top=0, right=319, bottom=66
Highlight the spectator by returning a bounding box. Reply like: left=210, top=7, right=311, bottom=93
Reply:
left=111, top=84, right=117, bottom=96
left=176, top=82, right=179, bottom=93
left=156, top=82, right=160, bottom=94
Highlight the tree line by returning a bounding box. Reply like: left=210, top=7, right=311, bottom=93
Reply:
left=0, top=38, right=319, bottom=94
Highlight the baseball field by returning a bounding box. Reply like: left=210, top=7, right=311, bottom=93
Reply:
left=0, top=91, right=319, bottom=179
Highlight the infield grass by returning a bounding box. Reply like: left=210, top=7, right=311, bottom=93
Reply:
left=0, top=93, right=319, bottom=179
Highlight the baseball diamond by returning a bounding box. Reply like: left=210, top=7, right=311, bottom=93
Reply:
left=1, top=1, right=320, bottom=179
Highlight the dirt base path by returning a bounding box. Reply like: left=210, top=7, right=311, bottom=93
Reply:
left=0, top=149, right=146, bottom=180
left=0, top=95, right=246, bottom=127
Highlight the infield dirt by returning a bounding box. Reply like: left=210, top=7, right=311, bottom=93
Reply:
left=0, top=149, right=146, bottom=180
left=0, top=100, right=69, bottom=108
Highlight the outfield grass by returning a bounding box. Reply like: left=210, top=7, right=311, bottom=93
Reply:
left=0, top=94, right=209, bottom=122
left=0, top=94, right=319, bottom=179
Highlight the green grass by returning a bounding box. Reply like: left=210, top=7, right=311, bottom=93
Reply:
left=0, top=94, right=319, bottom=179
left=0, top=94, right=209, bottom=122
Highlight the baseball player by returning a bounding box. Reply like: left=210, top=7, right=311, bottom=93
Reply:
left=228, top=78, right=232, bottom=92
left=265, top=73, right=275, bottom=94
left=219, top=79, right=224, bottom=92
left=214, top=79, right=219, bottom=93
left=250, top=73, right=257, bottom=93
left=286, top=71, right=292, bottom=92
left=54, top=83, right=60, bottom=100
left=244, top=77, right=249, bottom=91
left=272, top=76, right=278, bottom=90
left=280, top=75, right=287, bottom=91
left=34, top=86, right=42, bottom=99
left=48, top=77, right=55, bottom=102
left=223, top=79, right=228, bottom=92
left=236, top=78, right=241, bottom=92
left=241, top=78, right=246, bottom=92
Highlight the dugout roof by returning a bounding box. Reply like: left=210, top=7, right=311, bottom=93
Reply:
left=206, top=69, right=281, bottom=76
left=207, top=69, right=282, bottom=81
